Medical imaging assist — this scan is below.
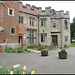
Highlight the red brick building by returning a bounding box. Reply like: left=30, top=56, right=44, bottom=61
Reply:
left=19, top=2, right=38, bottom=48
left=0, top=1, right=38, bottom=51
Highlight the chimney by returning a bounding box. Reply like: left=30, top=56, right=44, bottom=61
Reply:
left=45, top=6, right=51, bottom=10
left=26, top=4, right=31, bottom=9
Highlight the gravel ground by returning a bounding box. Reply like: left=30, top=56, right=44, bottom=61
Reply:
left=0, top=47, right=75, bottom=74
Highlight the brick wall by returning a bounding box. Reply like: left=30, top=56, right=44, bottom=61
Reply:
left=2, top=1, right=19, bottom=43
left=19, top=2, right=38, bottom=47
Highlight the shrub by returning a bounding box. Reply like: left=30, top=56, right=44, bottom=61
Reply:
left=5, top=47, right=15, bottom=53
left=47, top=46, right=51, bottom=49
left=5, top=48, right=10, bottom=53
left=41, top=49, right=48, bottom=52
left=64, top=45, right=67, bottom=48
left=27, top=46, right=32, bottom=48
left=41, top=46, right=46, bottom=49
left=37, top=47, right=41, bottom=51
left=33, top=48, right=37, bottom=50
left=5, top=48, right=8, bottom=52
left=61, top=48, right=66, bottom=53
left=12, top=50, right=16, bottom=53
left=17, top=48, right=23, bottom=53
left=28, top=50, right=31, bottom=52
left=9, top=47, right=14, bottom=50
left=24, top=48, right=28, bottom=51
left=39, top=44, right=41, bottom=47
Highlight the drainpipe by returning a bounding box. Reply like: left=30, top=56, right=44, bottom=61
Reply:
left=38, top=14, right=39, bottom=46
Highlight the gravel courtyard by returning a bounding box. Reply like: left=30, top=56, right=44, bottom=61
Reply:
left=0, top=47, right=75, bottom=74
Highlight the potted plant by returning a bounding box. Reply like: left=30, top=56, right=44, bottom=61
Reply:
left=41, top=49, right=48, bottom=56
left=58, top=48, right=67, bottom=59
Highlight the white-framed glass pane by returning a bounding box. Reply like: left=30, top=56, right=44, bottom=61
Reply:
left=26, top=30, right=29, bottom=37
left=26, top=38, right=28, bottom=44
left=44, top=34, right=47, bottom=42
left=44, top=19, right=46, bottom=26
left=41, top=19, right=43, bottom=26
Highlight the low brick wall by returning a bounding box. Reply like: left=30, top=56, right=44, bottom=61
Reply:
left=0, top=43, right=20, bottom=53
left=0, top=44, right=5, bottom=53
left=5, top=43, right=20, bottom=49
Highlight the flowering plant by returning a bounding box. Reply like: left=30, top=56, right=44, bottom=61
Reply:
left=0, top=62, right=35, bottom=74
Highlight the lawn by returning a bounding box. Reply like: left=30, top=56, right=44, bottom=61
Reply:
left=68, top=43, right=75, bottom=47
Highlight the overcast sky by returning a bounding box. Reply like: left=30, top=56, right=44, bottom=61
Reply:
left=21, top=1, right=75, bottom=23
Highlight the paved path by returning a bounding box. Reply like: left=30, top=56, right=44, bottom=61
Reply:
left=0, top=47, right=75, bottom=74
left=28, top=49, right=41, bottom=53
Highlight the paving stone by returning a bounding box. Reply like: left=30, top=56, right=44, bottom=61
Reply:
left=0, top=47, right=75, bottom=74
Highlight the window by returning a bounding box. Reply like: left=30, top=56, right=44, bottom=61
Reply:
left=21, top=16, right=23, bottom=23
left=29, top=30, right=31, bottom=37
left=8, top=8, right=14, bottom=16
left=41, top=19, right=46, bottom=26
left=53, top=23, right=56, bottom=27
left=9, top=9, right=13, bottom=15
left=26, top=37, right=28, bottom=44
left=41, top=34, right=43, bottom=42
left=44, top=34, right=47, bottom=42
left=30, top=37, right=31, bottom=44
left=65, top=20, right=68, bottom=29
left=32, top=30, right=34, bottom=37
left=23, top=5, right=26, bottom=8
left=41, top=33, right=47, bottom=42
left=29, top=17, right=34, bottom=26
left=11, top=28, right=15, bottom=34
left=44, top=19, right=46, bottom=26
left=32, top=18, right=34, bottom=26
left=26, top=29, right=36, bottom=44
left=30, top=18, right=31, bottom=25
left=65, top=36, right=68, bottom=42
left=41, top=19, right=43, bottom=26
left=19, top=16, right=23, bottom=23
left=34, top=31, right=36, bottom=37
left=26, top=30, right=29, bottom=37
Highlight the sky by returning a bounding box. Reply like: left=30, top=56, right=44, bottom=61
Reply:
left=21, top=1, right=75, bottom=23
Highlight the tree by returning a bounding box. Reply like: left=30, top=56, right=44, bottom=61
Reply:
left=70, top=17, right=75, bottom=42
left=73, top=17, right=75, bottom=24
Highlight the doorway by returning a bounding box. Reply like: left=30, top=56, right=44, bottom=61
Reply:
left=52, top=35, right=58, bottom=46
left=19, top=36, right=22, bottom=48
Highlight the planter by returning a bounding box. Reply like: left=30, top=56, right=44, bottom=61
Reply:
left=58, top=52, right=67, bottom=59
left=41, top=51, right=48, bottom=56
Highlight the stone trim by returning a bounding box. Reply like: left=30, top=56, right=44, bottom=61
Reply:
left=19, top=11, right=38, bottom=17
left=0, top=1, right=5, bottom=6
left=51, top=32, right=61, bottom=33
left=50, top=18, right=70, bottom=19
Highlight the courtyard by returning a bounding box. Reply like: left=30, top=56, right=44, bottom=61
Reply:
left=0, top=47, right=75, bottom=74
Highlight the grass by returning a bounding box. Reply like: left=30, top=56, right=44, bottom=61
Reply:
left=68, top=43, right=75, bottom=47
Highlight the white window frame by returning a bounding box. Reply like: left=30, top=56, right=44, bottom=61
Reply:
left=8, top=8, right=14, bottom=16
left=29, top=17, right=34, bottom=26
left=65, top=36, right=68, bottom=42
left=41, top=18, right=46, bottom=26
left=41, top=33, right=47, bottom=42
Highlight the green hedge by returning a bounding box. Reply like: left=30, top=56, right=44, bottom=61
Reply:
left=24, top=48, right=28, bottom=51
left=17, top=48, right=23, bottom=53
left=5, top=47, right=16, bottom=53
